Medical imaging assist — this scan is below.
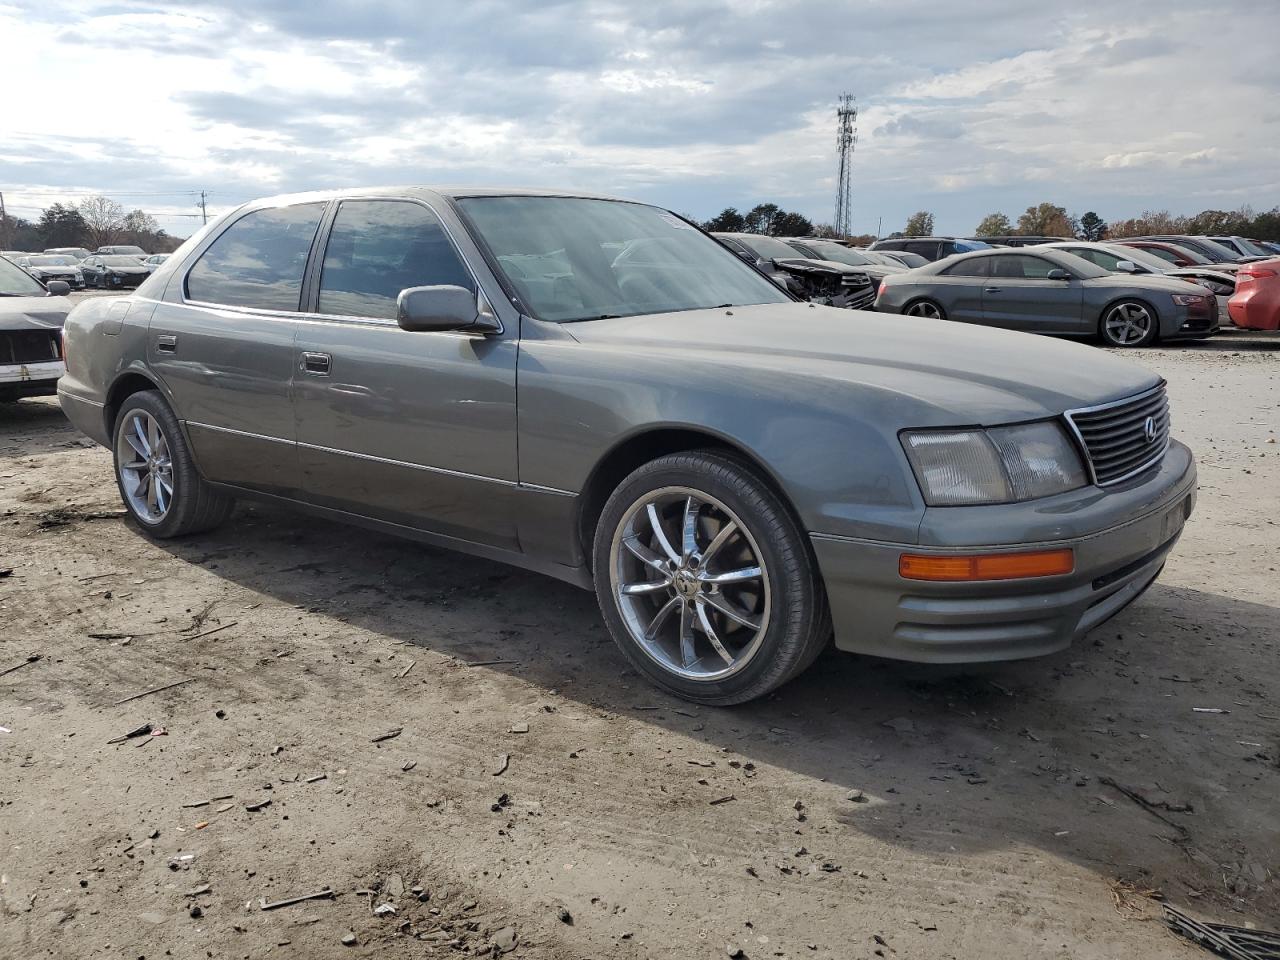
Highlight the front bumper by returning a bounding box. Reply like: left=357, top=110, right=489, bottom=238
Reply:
left=811, top=444, right=1197, bottom=662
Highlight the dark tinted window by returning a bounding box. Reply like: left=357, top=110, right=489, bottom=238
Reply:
left=1064, top=247, right=1124, bottom=270
left=904, top=241, right=939, bottom=257
left=990, top=254, right=1058, bottom=279
left=317, top=200, right=473, bottom=320
left=941, top=256, right=989, bottom=277
left=186, top=203, right=324, bottom=310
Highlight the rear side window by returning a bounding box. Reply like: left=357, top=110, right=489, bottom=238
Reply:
left=317, top=200, right=474, bottom=320
left=905, top=241, right=939, bottom=258
left=990, top=255, right=1062, bottom=279
left=186, top=203, right=325, bottom=310
left=1068, top=248, right=1123, bottom=270
left=941, top=257, right=989, bottom=277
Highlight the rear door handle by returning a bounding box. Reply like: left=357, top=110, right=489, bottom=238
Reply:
left=984, top=287, right=1003, bottom=293
left=156, top=334, right=178, bottom=353
left=300, top=351, right=331, bottom=375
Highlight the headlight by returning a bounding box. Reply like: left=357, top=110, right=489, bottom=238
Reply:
left=902, top=421, right=1087, bottom=506
left=1171, top=293, right=1205, bottom=306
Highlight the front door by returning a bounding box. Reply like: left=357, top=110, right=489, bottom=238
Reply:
left=149, top=201, right=327, bottom=495
left=980, top=254, right=1085, bottom=333
left=292, top=198, right=520, bottom=549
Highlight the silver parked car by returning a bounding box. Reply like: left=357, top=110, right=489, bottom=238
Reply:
left=1, top=255, right=71, bottom=402
left=58, top=187, right=1197, bottom=704
left=875, top=247, right=1219, bottom=347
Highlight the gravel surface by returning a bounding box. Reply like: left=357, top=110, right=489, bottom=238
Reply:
left=1, top=318, right=1277, bottom=959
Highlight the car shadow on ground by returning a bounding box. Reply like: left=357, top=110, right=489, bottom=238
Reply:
left=0, top=397, right=88, bottom=461
left=151, top=498, right=1280, bottom=925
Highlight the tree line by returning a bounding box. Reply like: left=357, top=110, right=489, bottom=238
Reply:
left=0, top=196, right=186, bottom=253
left=897, top=203, right=1280, bottom=242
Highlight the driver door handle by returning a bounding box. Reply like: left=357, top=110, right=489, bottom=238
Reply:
left=301, top=351, right=331, bottom=375
left=984, top=287, right=1003, bottom=293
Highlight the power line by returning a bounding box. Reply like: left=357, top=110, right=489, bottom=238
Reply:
left=833, top=93, right=858, bottom=236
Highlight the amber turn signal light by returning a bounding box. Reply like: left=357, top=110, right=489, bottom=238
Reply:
left=899, top=548, right=1074, bottom=581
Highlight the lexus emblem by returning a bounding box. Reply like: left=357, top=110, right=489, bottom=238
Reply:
left=1143, top=416, right=1157, bottom=443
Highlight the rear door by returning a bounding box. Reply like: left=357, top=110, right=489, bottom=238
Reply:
left=292, top=197, right=520, bottom=549
left=980, top=254, right=1085, bottom=332
left=150, top=201, right=326, bottom=495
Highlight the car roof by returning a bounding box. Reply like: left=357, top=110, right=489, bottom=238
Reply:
left=241, top=185, right=637, bottom=210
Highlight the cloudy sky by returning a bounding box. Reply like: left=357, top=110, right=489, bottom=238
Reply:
left=2, top=0, right=1277, bottom=238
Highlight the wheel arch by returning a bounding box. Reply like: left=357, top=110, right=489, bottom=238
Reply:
left=103, top=369, right=168, bottom=437
left=1097, top=294, right=1163, bottom=343
left=576, top=425, right=804, bottom=565
left=900, top=296, right=946, bottom=319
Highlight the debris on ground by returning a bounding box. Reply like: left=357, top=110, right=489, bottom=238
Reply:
left=111, top=676, right=197, bottom=706
left=259, top=888, right=335, bottom=910
left=1164, top=902, right=1280, bottom=958
left=1108, top=878, right=1163, bottom=918
left=882, top=717, right=915, bottom=733
left=107, top=722, right=152, bottom=744
left=492, top=753, right=510, bottom=776
left=371, top=727, right=402, bottom=743
left=509, top=721, right=529, bottom=734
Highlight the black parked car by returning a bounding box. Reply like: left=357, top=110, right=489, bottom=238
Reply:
left=81, top=255, right=150, bottom=289
left=712, top=233, right=876, bottom=309
left=782, top=238, right=907, bottom=283
left=867, top=236, right=992, bottom=262
left=18, top=254, right=85, bottom=289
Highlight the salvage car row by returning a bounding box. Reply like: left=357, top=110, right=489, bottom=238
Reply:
left=0, top=246, right=169, bottom=290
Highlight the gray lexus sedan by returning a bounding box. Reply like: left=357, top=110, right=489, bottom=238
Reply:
left=874, top=247, right=1219, bottom=347
left=58, top=187, right=1197, bottom=704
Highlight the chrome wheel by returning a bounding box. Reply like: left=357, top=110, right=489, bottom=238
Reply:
left=116, top=410, right=174, bottom=523
left=905, top=300, right=942, bottom=320
left=609, top=486, right=770, bottom=682
left=1103, top=302, right=1153, bottom=346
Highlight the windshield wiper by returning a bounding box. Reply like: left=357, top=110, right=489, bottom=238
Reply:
left=564, top=313, right=623, bottom=323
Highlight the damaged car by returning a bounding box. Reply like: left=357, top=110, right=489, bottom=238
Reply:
left=0, top=255, right=71, bottom=402
left=712, top=232, right=876, bottom=309
left=17, top=254, right=86, bottom=289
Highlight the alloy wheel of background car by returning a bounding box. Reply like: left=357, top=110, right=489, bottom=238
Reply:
left=1101, top=300, right=1157, bottom=347
left=112, top=390, right=235, bottom=538
left=904, top=299, right=946, bottom=320
left=593, top=451, right=830, bottom=705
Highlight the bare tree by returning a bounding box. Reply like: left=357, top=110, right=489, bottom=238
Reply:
left=77, top=195, right=126, bottom=249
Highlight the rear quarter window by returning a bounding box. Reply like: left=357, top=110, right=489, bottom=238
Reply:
left=185, top=203, right=326, bottom=311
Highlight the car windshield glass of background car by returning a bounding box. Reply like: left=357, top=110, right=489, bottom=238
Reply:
left=0, top=255, right=47, bottom=296
left=185, top=203, right=326, bottom=311
left=28, top=255, right=76, bottom=267
left=458, top=197, right=790, bottom=322
left=805, top=241, right=874, bottom=266
left=317, top=200, right=474, bottom=320
left=100, top=255, right=144, bottom=267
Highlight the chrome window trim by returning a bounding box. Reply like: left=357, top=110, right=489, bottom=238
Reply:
left=178, top=195, right=502, bottom=335
left=185, top=421, right=576, bottom=497
left=1062, top=382, right=1169, bottom=487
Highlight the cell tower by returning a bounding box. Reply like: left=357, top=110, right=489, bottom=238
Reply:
left=833, top=93, right=858, bottom=236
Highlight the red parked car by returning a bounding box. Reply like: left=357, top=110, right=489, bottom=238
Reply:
left=1227, top=259, right=1280, bottom=330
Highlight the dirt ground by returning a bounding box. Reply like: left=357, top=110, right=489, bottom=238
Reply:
left=1, top=313, right=1277, bottom=960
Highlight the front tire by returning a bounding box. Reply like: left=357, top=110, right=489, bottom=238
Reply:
left=1099, top=299, right=1158, bottom=348
left=112, top=390, right=234, bottom=538
left=592, top=451, right=830, bottom=705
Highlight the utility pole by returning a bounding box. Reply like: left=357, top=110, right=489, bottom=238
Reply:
left=198, top=190, right=208, bottom=225
left=833, top=93, right=858, bottom=237
left=0, top=191, right=8, bottom=247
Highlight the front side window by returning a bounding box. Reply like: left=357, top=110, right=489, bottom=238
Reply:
left=186, top=203, right=325, bottom=310
left=990, top=255, right=1056, bottom=279
left=317, top=200, right=473, bottom=320
left=457, top=197, right=789, bottom=323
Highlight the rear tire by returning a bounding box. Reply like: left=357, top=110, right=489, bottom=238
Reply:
left=592, top=450, right=830, bottom=705
left=112, top=390, right=233, bottom=538
left=903, top=298, right=947, bottom=321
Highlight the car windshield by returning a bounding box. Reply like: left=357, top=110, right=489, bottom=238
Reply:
left=797, top=241, right=873, bottom=266
left=1098, top=244, right=1178, bottom=272
left=28, top=255, right=75, bottom=266
left=1157, top=243, right=1212, bottom=265
left=101, top=255, right=142, bottom=266
left=735, top=234, right=805, bottom=261
left=1231, top=238, right=1272, bottom=257
left=457, top=197, right=790, bottom=322
left=0, top=255, right=48, bottom=296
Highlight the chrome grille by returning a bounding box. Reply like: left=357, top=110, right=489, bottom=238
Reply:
left=1065, top=383, right=1169, bottom=486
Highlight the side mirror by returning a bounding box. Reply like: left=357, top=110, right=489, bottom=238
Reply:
left=396, top=285, right=499, bottom=334
left=1046, top=269, right=1072, bottom=281
left=46, top=280, right=71, bottom=296
left=1114, top=260, right=1140, bottom=274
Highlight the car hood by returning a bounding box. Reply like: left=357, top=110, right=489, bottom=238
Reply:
left=568, top=302, right=1159, bottom=426
left=100, top=265, right=148, bottom=273
left=1084, top=273, right=1207, bottom=294
left=0, top=295, right=72, bottom=331
left=774, top=257, right=866, bottom=277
